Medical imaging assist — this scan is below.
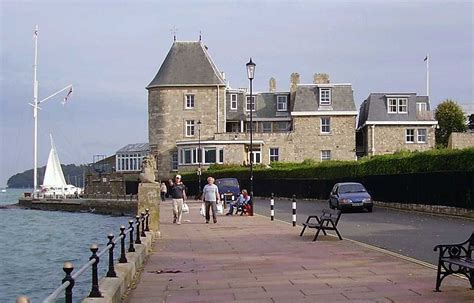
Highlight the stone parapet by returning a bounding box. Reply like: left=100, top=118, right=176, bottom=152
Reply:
left=138, top=183, right=160, bottom=233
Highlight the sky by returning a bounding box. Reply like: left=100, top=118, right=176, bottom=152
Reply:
left=0, top=0, right=472, bottom=187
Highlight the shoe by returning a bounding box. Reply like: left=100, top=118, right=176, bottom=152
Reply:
left=173, top=218, right=176, bottom=224
left=177, top=222, right=181, bottom=225
left=206, top=221, right=209, bottom=224
left=213, top=219, right=217, bottom=224
left=225, top=213, right=232, bottom=216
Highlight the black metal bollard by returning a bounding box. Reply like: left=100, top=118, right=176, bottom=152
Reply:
left=292, top=195, right=297, bottom=227
left=145, top=208, right=150, bottom=232
left=128, top=220, right=135, bottom=252
left=106, top=233, right=117, bottom=277
left=270, top=193, right=275, bottom=221
left=62, top=262, right=75, bottom=303
left=140, top=212, right=146, bottom=238
left=135, top=216, right=142, bottom=244
left=119, top=226, right=128, bottom=263
left=88, top=244, right=102, bottom=297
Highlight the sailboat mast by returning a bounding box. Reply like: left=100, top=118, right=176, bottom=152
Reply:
left=33, top=25, right=39, bottom=197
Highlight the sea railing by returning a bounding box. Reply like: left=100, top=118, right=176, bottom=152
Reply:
left=18, top=209, right=151, bottom=303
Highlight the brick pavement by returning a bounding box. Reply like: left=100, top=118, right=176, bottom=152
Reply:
left=125, top=201, right=473, bottom=303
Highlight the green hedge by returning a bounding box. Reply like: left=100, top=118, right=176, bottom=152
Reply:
left=182, top=148, right=474, bottom=182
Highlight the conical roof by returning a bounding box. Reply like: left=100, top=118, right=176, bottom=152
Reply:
left=147, top=41, right=225, bottom=88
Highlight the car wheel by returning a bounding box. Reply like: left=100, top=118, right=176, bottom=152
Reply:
left=367, top=206, right=373, bottom=213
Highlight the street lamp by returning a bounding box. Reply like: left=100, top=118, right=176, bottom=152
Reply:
left=197, top=120, right=202, bottom=197
left=246, top=57, right=256, bottom=216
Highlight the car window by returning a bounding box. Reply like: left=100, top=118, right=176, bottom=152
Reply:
left=216, top=179, right=239, bottom=187
left=339, top=184, right=366, bottom=194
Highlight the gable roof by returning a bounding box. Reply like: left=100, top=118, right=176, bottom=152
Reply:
left=357, top=93, right=435, bottom=128
left=147, top=41, right=225, bottom=88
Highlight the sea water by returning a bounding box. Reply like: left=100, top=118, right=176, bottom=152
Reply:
left=0, top=189, right=128, bottom=302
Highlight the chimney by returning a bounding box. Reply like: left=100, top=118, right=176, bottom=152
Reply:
left=290, top=72, right=300, bottom=93
left=269, top=77, right=276, bottom=92
left=314, top=73, right=330, bottom=84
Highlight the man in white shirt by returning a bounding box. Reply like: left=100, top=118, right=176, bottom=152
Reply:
left=202, top=176, right=220, bottom=224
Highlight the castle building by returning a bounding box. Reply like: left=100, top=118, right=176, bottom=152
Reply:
left=147, top=41, right=357, bottom=180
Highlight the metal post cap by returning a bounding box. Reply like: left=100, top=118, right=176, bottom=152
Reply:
left=63, top=262, right=73, bottom=269
left=108, top=233, right=114, bottom=238
left=16, top=295, right=30, bottom=303
left=120, top=225, right=125, bottom=230
left=90, top=244, right=98, bottom=250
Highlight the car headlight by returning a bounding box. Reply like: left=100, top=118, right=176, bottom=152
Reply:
left=362, top=198, right=372, bottom=203
left=340, top=198, right=352, bottom=203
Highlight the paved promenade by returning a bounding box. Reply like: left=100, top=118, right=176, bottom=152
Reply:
left=125, top=201, right=473, bottom=303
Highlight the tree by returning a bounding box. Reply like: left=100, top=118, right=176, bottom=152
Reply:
left=435, top=99, right=467, bottom=147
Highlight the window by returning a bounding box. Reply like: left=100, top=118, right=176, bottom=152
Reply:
left=182, top=148, right=193, bottom=164
left=417, top=128, right=427, bottom=143
left=171, top=152, right=178, bottom=170
left=185, top=120, right=195, bottom=137
left=185, top=94, right=195, bottom=109
left=319, top=88, right=331, bottom=105
left=417, top=102, right=427, bottom=112
left=388, top=98, right=398, bottom=113
left=246, top=96, right=255, bottom=111
left=230, top=123, right=239, bottom=133
left=249, top=149, right=261, bottom=164
left=321, top=150, right=331, bottom=161
left=398, top=98, right=407, bottom=113
left=270, top=148, right=279, bottom=162
left=388, top=98, right=408, bottom=114
left=230, top=94, right=237, bottom=110
left=406, top=129, right=415, bottom=143
left=277, top=95, right=288, bottom=111
left=204, top=148, right=216, bottom=164
left=245, top=121, right=256, bottom=132
left=262, top=122, right=272, bottom=133
left=320, top=117, right=331, bottom=134
left=276, top=121, right=290, bottom=132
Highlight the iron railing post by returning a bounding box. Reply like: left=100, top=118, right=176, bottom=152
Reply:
left=135, top=216, right=142, bottom=244
left=140, top=212, right=146, bottom=238
left=119, top=226, right=127, bottom=263
left=145, top=208, right=150, bottom=231
left=106, top=234, right=117, bottom=277
left=62, top=262, right=75, bottom=303
left=128, top=220, right=135, bottom=252
left=88, top=244, right=101, bottom=297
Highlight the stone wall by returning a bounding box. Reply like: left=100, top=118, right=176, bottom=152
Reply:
left=365, top=125, right=436, bottom=155
left=448, top=132, right=474, bottom=149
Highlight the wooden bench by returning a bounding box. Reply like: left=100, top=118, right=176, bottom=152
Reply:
left=434, top=233, right=474, bottom=291
left=235, top=199, right=252, bottom=216
left=299, top=209, right=342, bottom=241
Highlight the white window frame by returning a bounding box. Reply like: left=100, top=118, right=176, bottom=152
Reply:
left=277, top=95, right=288, bottom=111
left=246, top=96, right=255, bottom=111
left=269, top=148, right=279, bottom=162
left=319, top=88, right=331, bottom=105
left=185, top=120, right=195, bottom=137
left=185, top=94, right=195, bottom=109
left=230, top=94, right=237, bottom=110
left=321, top=150, right=331, bottom=161
left=320, top=117, right=331, bottom=134
left=276, top=121, right=290, bottom=132
left=417, top=128, right=427, bottom=143
left=388, top=98, right=408, bottom=114
left=249, top=150, right=262, bottom=164
left=417, top=102, right=427, bottom=112
left=406, top=129, right=415, bottom=143
left=262, top=122, right=272, bottom=133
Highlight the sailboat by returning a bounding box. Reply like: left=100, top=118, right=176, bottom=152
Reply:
left=41, top=134, right=82, bottom=198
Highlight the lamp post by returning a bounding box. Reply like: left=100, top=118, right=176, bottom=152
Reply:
left=197, top=120, right=202, bottom=196
left=246, top=58, right=256, bottom=216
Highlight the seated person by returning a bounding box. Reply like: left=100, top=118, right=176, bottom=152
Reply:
left=226, top=189, right=251, bottom=216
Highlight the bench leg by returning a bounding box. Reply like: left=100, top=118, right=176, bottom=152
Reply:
left=435, top=261, right=445, bottom=292
left=299, top=226, right=307, bottom=237
left=313, top=228, right=322, bottom=241
left=469, top=268, right=474, bottom=290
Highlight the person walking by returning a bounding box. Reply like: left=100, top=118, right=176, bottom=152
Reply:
left=160, top=181, right=167, bottom=202
left=170, top=175, right=187, bottom=225
left=202, top=176, right=220, bottom=224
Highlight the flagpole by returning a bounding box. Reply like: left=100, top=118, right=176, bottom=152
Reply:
left=33, top=25, right=39, bottom=197
left=426, top=54, right=430, bottom=100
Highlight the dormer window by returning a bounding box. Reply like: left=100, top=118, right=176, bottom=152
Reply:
left=417, top=102, right=427, bottom=112
left=230, top=94, right=237, bottom=110
left=246, top=96, right=255, bottom=111
left=388, top=97, right=408, bottom=114
left=319, top=88, right=331, bottom=105
left=277, top=95, right=288, bottom=111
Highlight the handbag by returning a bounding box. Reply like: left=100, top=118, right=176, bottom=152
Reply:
left=216, top=202, right=224, bottom=215
left=199, top=203, right=205, bottom=217
left=182, top=202, right=189, bottom=214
